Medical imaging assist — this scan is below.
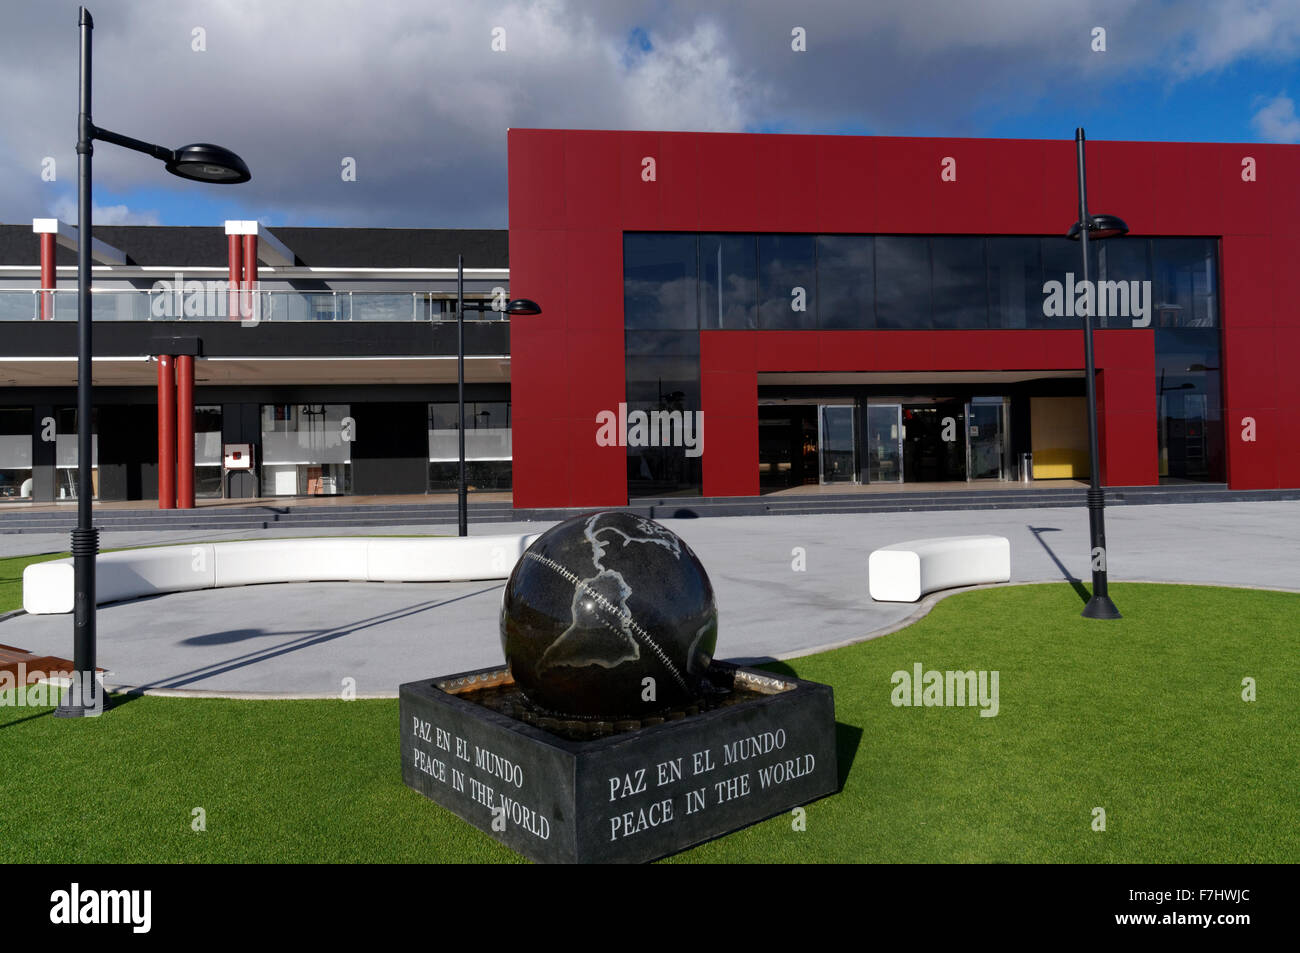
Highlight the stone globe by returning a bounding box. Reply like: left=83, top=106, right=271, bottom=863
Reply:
left=500, top=511, right=718, bottom=719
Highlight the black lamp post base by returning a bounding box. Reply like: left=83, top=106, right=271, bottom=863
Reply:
left=52, top=697, right=112, bottom=718
left=1081, top=594, right=1122, bottom=620
left=52, top=678, right=111, bottom=717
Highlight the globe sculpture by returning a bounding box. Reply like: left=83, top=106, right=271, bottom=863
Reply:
left=500, top=511, right=718, bottom=719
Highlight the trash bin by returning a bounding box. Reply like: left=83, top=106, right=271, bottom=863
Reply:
left=1020, top=452, right=1033, bottom=483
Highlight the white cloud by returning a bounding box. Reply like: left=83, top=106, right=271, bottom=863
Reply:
left=2, top=0, right=1299, bottom=226
left=619, top=19, right=757, bottom=131
left=1167, top=0, right=1300, bottom=78
left=1250, top=92, right=1300, bottom=142
left=50, top=195, right=162, bottom=226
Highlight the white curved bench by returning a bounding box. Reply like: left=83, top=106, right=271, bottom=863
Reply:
left=868, top=535, right=1010, bottom=603
left=22, top=534, right=540, bottom=615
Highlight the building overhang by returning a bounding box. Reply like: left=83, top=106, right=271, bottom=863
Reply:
left=757, top=370, right=1086, bottom=388
left=31, top=218, right=127, bottom=265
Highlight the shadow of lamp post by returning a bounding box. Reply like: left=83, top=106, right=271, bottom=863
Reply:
left=1065, top=127, right=1128, bottom=621
left=55, top=6, right=251, bottom=718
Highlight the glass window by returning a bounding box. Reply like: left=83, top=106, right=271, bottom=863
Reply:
left=0, top=407, right=33, bottom=499
left=758, top=235, right=816, bottom=330
left=260, top=404, right=352, bottom=496
left=1094, top=238, right=1152, bottom=329
left=1153, top=238, right=1217, bottom=328
left=194, top=405, right=223, bottom=499
left=816, top=236, right=874, bottom=329
left=428, top=401, right=512, bottom=491
left=1038, top=237, right=1093, bottom=330
left=625, top=331, right=701, bottom=409
left=624, top=233, right=698, bottom=330
left=700, top=234, right=757, bottom=330
left=874, top=237, right=930, bottom=329
left=54, top=407, right=98, bottom=499
left=931, top=237, right=988, bottom=329
left=1155, top=328, right=1224, bottom=483
left=987, top=237, right=1041, bottom=329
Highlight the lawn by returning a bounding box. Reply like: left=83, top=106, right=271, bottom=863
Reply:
left=0, top=562, right=1295, bottom=863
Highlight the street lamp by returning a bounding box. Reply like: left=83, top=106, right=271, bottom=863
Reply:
left=55, top=7, right=250, bottom=718
left=452, top=251, right=540, bottom=536
left=1066, top=127, right=1128, bottom=621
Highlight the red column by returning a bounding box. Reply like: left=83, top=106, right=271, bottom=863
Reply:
left=227, top=233, right=243, bottom=319
left=39, top=233, right=56, bottom=320
left=176, top=354, right=195, bottom=509
left=157, top=355, right=176, bottom=509
left=242, top=233, right=258, bottom=287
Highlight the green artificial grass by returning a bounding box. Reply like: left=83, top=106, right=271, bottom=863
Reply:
left=0, top=570, right=1295, bottom=863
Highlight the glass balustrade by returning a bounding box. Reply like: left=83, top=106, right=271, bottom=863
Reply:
left=0, top=289, right=508, bottom=322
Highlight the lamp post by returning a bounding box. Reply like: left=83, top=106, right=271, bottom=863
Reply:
left=55, top=6, right=250, bottom=718
left=452, top=253, right=539, bottom=537
left=1066, top=127, right=1127, bottom=621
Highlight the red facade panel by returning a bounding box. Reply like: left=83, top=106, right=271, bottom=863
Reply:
left=507, top=129, right=1297, bottom=504
left=618, top=131, right=664, bottom=229
left=1220, top=235, right=1275, bottom=329
left=815, top=136, right=877, bottom=233
left=697, top=133, right=764, bottom=231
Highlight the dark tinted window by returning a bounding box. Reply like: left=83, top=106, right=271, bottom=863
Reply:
left=700, top=234, right=757, bottom=330
left=987, top=237, right=1041, bottom=329
left=1153, top=238, right=1217, bottom=328
left=1094, top=238, right=1152, bottom=329
left=758, top=235, right=816, bottom=330
left=931, top=238, right=988, bottom=329
left=816, top=236, right=874, bottom=329
left=874, top=237, right=930, bottom=329
left=1155, top=327, right=1224, bottom=482
left=624, top=233, right=698, bottom=330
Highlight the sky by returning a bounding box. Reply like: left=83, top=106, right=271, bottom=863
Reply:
left=0, top=0, right=1297, bottom=229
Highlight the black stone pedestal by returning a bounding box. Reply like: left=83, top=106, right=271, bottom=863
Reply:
left=399, top=662, right=838, bottom=864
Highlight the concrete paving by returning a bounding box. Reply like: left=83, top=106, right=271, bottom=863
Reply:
left=1, top=501, right=1296, bottom=696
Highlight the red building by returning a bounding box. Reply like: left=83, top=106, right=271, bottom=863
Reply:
left=507, top=129, right=1300, bottom=507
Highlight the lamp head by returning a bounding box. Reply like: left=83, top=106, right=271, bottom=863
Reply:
left=505, top=298, right=542, bottom=316
left=1068, top=213, right=1129, bottom=241
left=165, top=143, right=251, bottom=184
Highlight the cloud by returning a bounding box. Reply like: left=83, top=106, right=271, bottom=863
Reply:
left=1250, top=92, right=1300, bottom=142
left=1166, top=0, right=1300, bottom=78
left=0, top=0, right=1297, bottom=228
left=50, top=195, right=162, bottom=226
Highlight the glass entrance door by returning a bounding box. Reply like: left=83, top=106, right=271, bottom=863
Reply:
left=965, top=398, right=1007, bottom=480
left=818, top=404, right=858, bottom=484
left=865, top=403, right=903, bottom=483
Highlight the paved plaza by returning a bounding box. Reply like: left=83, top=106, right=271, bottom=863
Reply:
left=1, top=501, right=1296, bottom=696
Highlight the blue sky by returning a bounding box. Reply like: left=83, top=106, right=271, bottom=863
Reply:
left=2, top=0, right=1297, bottom=228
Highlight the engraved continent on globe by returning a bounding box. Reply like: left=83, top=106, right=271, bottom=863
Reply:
left=500, top=511, right=718, bottom=719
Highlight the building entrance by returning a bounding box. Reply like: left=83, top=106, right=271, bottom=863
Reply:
left=761, top=396, right=1012, bottom=488
left=758, top=402, right=858, bottom=488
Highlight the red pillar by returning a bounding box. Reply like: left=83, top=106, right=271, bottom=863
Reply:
left=157, top=355, right=176, bottom=509
left=176, top=354, right=195, bottom=509
left=242, top=233, right=258, bottom=287
left=227, top=233, right=243, bottom=319
left=39, top=233, right=56, bottom=320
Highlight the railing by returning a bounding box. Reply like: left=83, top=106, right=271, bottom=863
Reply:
left=0, top=289, right=508, bottom=322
